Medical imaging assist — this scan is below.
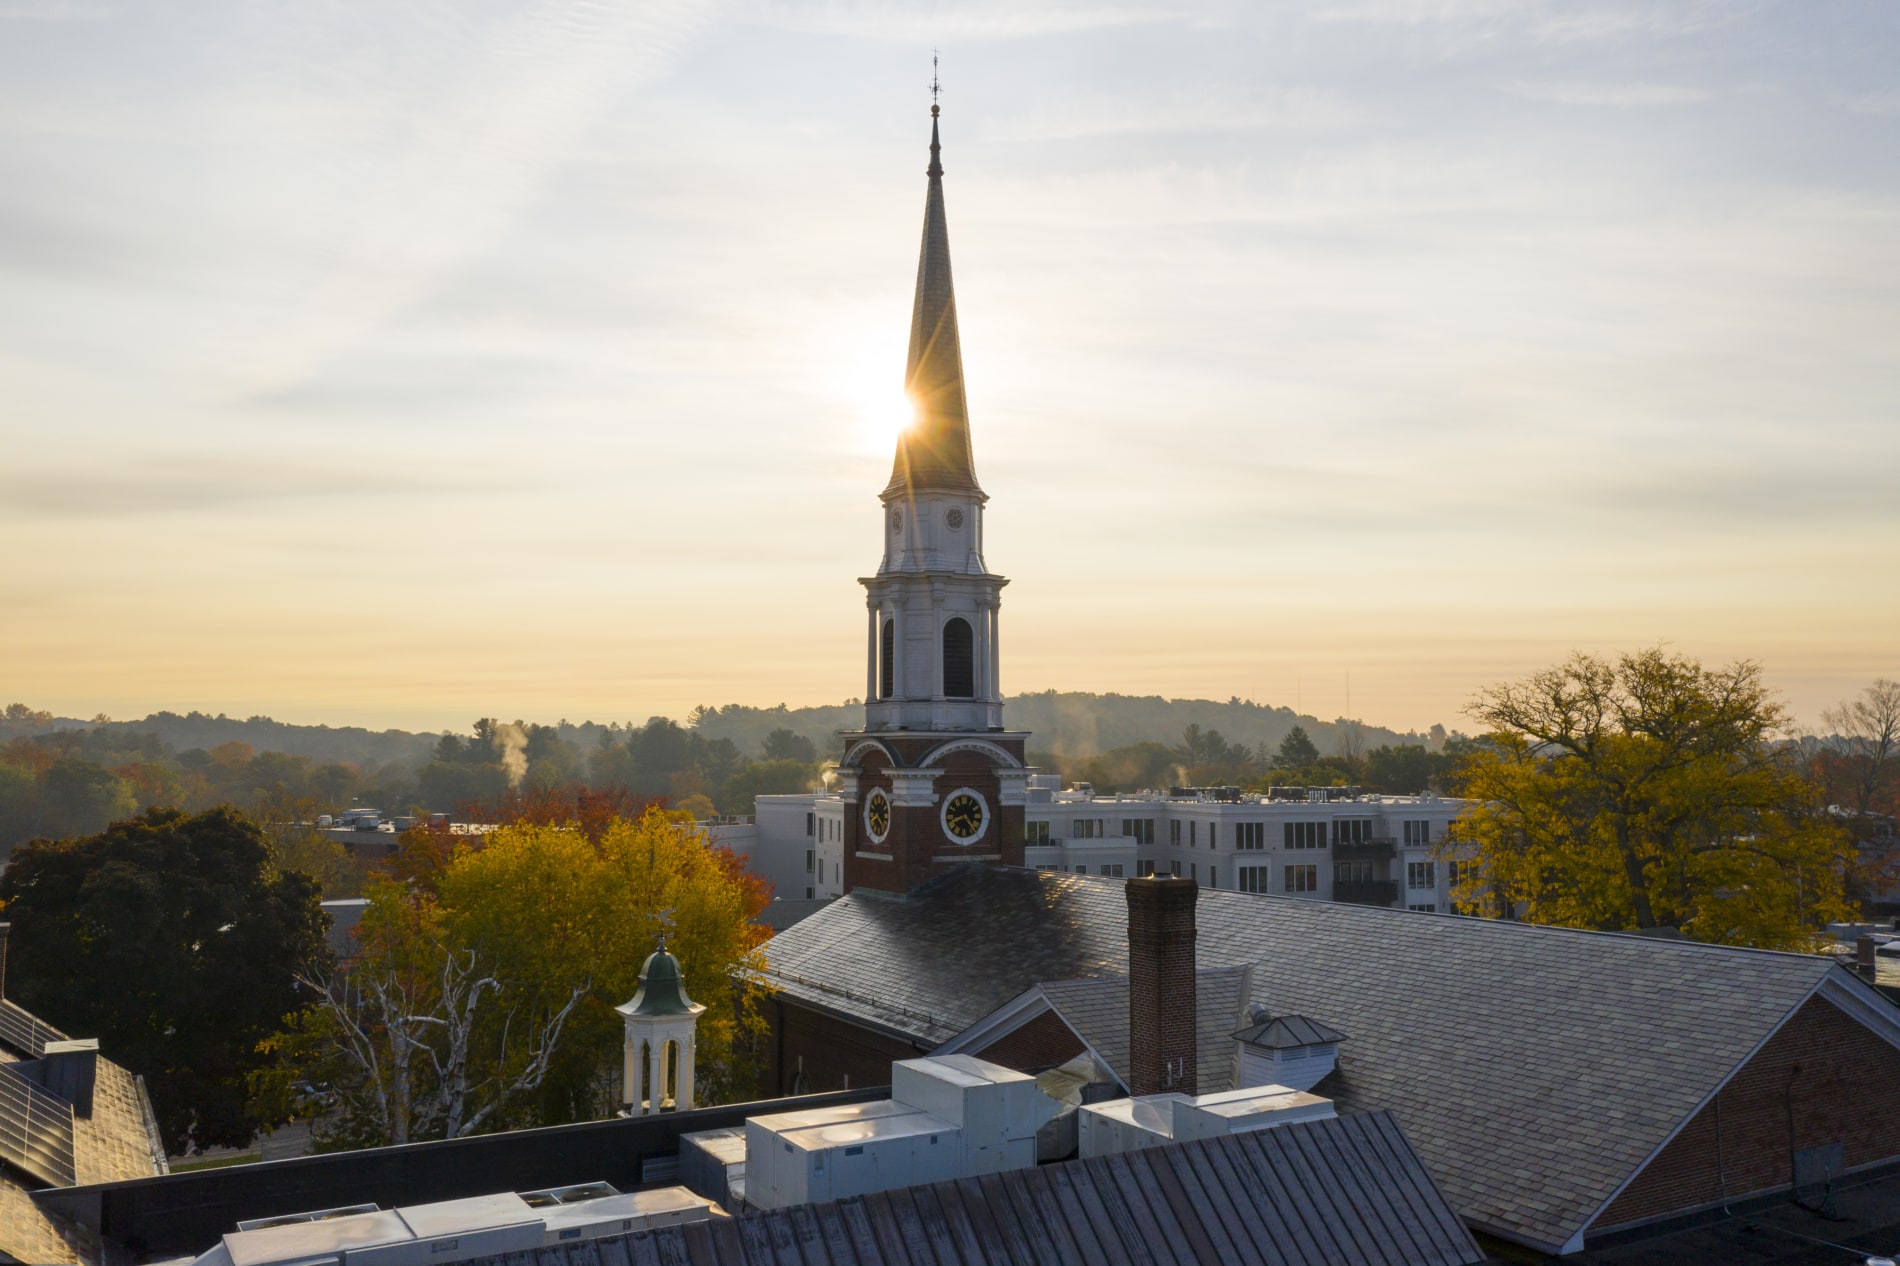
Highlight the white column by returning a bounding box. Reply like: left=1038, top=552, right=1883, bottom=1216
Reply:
left=637, top=1037, right=652, bottom=1115
left=680, top=1030, right=697, bottom=1111
left=930, top=583, right=945, bottom=701
left=988, top=596, right=1002, bottom=700
left=866, top=602, right=877, bottom=701
left=972, top=603, right=987, bottom=710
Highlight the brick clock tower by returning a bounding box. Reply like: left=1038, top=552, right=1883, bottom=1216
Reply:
left=836, top=101, right=1030, bottom=895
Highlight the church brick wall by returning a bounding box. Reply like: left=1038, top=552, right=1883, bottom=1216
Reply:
left=1593, top=993, right=1900, bottom=1235
left=842, top=734, right=1024, bottom=895
left=973, top=1008, right=1087, bottom=1073
left=762, top=995, right=925, bottom=1098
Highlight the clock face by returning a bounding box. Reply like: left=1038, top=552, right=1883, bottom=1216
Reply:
left=889, top=508, right=903, bottom=532
left=945, top=507, right=964, bottom=530
left=864, top=789, right=891, bottom=842
left=941, top=790, right=988, bottom=842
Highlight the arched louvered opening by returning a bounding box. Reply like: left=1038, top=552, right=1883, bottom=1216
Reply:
left=943, top=617, right=974, bottom=698
left=879, top=618, right=895, bottom=699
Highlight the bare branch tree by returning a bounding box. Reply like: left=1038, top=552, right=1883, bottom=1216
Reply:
left=1823, top=679, right=1900, bottom=815
left=297, top=947, right=588, bottom=1146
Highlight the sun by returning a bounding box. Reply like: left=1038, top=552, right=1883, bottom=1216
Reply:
left=837, top=344, right=917, bottom=455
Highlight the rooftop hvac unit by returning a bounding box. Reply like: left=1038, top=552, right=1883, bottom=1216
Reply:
left=1079, top=1084, right=1336, bottom=1158
left=205, top=1187, right=719, bottom=1266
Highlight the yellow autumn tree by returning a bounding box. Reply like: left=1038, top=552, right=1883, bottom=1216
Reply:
left=436, top=807, right=771, bottom=1124
left=1442, top=649, right=1853, bottom=951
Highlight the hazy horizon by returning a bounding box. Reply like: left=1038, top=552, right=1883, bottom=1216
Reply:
left=4, top=1, right=1895, bottom=736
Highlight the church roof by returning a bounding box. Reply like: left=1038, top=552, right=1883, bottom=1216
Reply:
left=755, top=864, right=1872, bottom=1254
left=884, top=107, right=982, bottom=501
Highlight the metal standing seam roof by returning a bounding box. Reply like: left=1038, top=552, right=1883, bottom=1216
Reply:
left=757, top=865, right=1851, bottom=1254
left=1234, top=1015, right=1346, bottom=1050
left=0, top=1000, right=69, bottom=1060
left=465, top=1111, right=1484, bottom=1266
left=0, top=1001, right=165, bottom=1266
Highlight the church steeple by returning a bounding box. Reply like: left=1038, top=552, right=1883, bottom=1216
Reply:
left=884, top=102, right=982, bottom=502
left=841, top=77, right=1031, bottom=897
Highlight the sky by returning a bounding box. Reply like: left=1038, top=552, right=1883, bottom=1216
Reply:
left=1, top=0, right=1896, bottom=738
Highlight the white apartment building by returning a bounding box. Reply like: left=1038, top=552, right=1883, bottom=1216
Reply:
left=721, top=778, right=1470, bottom=915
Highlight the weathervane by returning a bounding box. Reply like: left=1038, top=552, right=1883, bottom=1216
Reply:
left=931, top=49, right=941, bottom=116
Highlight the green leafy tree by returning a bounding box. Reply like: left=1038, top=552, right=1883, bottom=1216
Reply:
left=721, top=759, right=816, bottom=814
left=761, top=728, right=817, bottom=764
left=1443, top=650, right=1853, bottom=949
left=39, top=757, right=137, bottom=838
left=1363, top=744, right=1456, bottom=795
left=1272, top=726, right=1321, bottom=770
left=0, top=806, right=331, bottom=1151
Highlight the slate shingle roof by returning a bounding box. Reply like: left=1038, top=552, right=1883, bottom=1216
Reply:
left=1001, top=968, right=1252, bottom=1095
left=473, top=1111, right=1484, bottom=1266
left=758, top=866, right=1847, bottom=1254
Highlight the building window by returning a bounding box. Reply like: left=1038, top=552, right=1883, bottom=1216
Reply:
left=1403, top=820, right=1433, bottom=846
left=1235, top=822, right=1265, bottom=850
left=1025, top=821, right=1050, bottom=845
left=1206, top=867, right=1216, bottom=889
left=1122, top=819, right=1155, bottom=845
left=1137, top=860, right=1157, bottom=877
left=942, top=617, right=975, bottom=698
left=806, top=813, right=814, bottom=837
left=1407, top=861, right=1436, bottom=890
left=805, top=850, right=814, bottom=874
left=1335, top=818, right=1372, bottom=846
left=1336, top=860, right=1376, bottom=883
left=879, top=618, right=895, bottom=699
left=1103, top=864, right=1125, bottom=878
left=1409, top=903, right=1436, bottom=913
left=1037, top=864, right=1060, bottom=872
left=1447, top=859, right=1468, bottom=888
left=1208, top=823, right=1217, bottom=850
left=1285, top=864, right=1318, bottom=893
left=1170, top=820, right=1181, bottom=847
left=1170, top=859, right=1182, bottom=877
left=1237, top=865, right=1269, bottom=894
left=1074, top=818, right=1103, bottom=839
left=1190, top=863, right=1197, bottom=881
left=1285, top=822, right=1326, bottom=850
left=1074, top=865, right=1087, bottom=875
left=806, top=886, right=814, bottom=899
left=1190, top=821, right=1198, bottom=847
left=817, top=859, right=825, bottom=883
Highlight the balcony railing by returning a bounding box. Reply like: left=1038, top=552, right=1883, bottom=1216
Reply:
left=1334, top=840, right=1396, bottom=863
left=1333, top=879, right=1400, bottom=907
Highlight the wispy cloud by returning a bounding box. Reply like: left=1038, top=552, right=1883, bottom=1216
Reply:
left=749, top=0, right=1180, bottom=39
left=1507, top=80, right=1709, bottom=107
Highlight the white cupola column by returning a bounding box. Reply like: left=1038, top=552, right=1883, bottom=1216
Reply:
left=615, top=936, right=707, bottom=1116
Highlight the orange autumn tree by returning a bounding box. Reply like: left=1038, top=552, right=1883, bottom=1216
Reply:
left=256, top=806, right=771, bottom=1146
left=1443, top=650, right=1853, bottom=950
left=436, top=806, right=771, bottom=1124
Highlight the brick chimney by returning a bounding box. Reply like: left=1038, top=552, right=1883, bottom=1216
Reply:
left=1126, top=875, right=1198, bottom=1096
